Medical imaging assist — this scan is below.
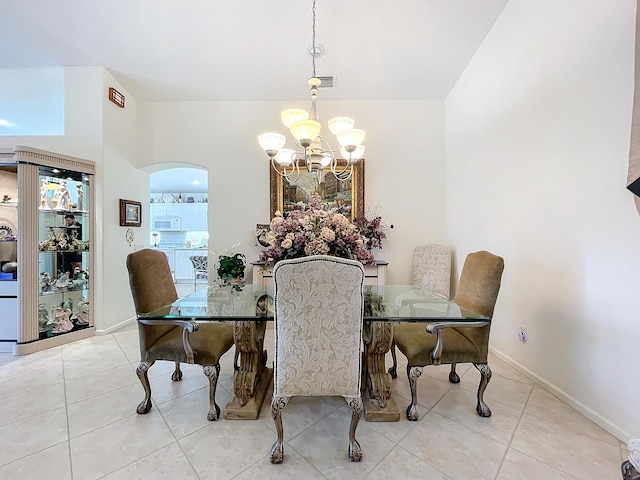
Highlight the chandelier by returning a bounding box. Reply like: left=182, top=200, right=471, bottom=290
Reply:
left=257, top=0, right=366, bottom=183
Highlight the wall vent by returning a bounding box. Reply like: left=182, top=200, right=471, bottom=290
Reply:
left=317, top=76, right=334, bottom=88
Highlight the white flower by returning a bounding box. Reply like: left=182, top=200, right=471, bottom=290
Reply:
left=320, top=227, right=335, bottom=242
left=285, top=232, right=295, bottom=240
left=281, top=238, right=293, bottom=249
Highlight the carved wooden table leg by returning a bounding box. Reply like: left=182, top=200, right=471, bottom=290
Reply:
left=223, top=320, right=273, bottom=419
left=361, top=320, right=400, bottom=421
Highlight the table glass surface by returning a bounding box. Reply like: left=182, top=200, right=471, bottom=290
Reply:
left=140, top=284, right=488, bottom=323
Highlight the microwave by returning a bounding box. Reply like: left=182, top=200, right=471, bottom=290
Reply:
left=153, top=216, right=181, bottom=231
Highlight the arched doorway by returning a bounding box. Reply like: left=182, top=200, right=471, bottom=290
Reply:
left=148, top=165, right=208, bottom=294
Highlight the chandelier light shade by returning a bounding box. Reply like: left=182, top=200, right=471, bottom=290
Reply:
left=281, top=109, right=309, bottom=128
left=258, top=0, right=366, bottom=182
left=258, top=133, right=286, bottom=154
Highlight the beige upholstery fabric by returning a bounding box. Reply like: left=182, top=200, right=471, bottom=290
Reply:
left=270, top=255, right=365, bottom=463
left=411, top=244, right=452, bottom=299
left=273, top=255, right=365, bottom=397
left=393, top=250, right=504, bottom=421
left=126, top=248, right=234, bottom=421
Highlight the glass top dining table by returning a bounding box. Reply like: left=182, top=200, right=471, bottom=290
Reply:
left=138, top=283, right=489, bottom=422
left=139, top=283, right=489, bottom=323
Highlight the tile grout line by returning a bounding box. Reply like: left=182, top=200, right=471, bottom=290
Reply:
left=62, top=344, right=75, bottom=480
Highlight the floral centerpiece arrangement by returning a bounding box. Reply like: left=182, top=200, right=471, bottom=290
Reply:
left=258, top=194, right=386, bottom=265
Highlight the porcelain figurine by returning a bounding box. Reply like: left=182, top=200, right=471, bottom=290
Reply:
left=51, top=306, right=74, bottom=334
left=76, top=300, right=90, bottom=326
left=76, top=184, right=84, bottom=211
left=40, top=179, right=50, bottom=209
left=39, top=272, right=53, bottom=293
left=54, top=180, right=71, bottom=211
left=38, top=304, right=53, bottom=335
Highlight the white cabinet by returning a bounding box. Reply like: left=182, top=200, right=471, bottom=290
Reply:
left=157, top=249, right=175, bottom=275
left=196, top=204, right=208, bottom=230
left=0, top=281, right=18, bottom=351
left=151, top=203, right=180, bottom=216
left=180, top=204, right=197, bottom=230
left=174, top=249, right=207, bottom=281
left=180, top=204, right=207, bottom=231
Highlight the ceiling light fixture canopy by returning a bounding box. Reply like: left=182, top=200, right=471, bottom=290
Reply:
left=258, top=0, right=366, bottom=183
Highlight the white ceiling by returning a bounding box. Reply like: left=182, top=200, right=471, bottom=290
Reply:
left=1, top=0, right=508, bottom=191
left=150, top=168, right=208, bottom=194
left=0, top=0, right=508, bottom=102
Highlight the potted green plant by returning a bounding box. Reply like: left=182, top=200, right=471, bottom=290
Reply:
left=216, top=252, right=246, bottom=285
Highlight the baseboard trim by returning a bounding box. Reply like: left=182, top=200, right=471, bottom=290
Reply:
left=95, top=317, right=136, bottom=336
left=490, top=346, right=633, bottom=443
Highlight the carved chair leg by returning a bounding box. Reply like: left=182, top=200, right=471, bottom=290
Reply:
left=270, top=396, right=289, bottom=464
left=345, top=396, right=363, bottom=462
left=387, top=340, right=398, bottom=379
left=622, top=460, right=640, bottom=480
left=136, top=361, right=155, bottom=414
left=171, top=361, right=183, bottom=381
left=474, top=363, right=492, bottom=417
left=406, top=365, right=423, bottom=421
left=449, top=363, right=460, bottom=383
left=203, top=364, right=221, bottom=421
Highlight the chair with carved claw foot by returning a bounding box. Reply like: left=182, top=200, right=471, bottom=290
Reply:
left=270, top=255, right=365, bottom=464
left=127, top=248, right=235, bottom=421
left=389, top=244, right=453, bottom=379
left=393, top=250, right=504, bottom=421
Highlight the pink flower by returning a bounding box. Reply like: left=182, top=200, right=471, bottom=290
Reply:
left=257, top=194, right=383, bottom=266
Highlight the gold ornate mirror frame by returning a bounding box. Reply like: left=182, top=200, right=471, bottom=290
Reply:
left=270, top=160, right=364, bottom=220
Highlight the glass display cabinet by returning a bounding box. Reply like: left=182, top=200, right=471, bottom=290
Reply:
left=0, top=146, right=95, bottom=354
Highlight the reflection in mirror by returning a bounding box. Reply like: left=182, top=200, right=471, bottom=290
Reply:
left=270, top=160, right=364, bottom=220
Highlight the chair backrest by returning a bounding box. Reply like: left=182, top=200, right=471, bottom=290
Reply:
left=273, top=255, right=365, bottom=398
left=189, top=255, right=208, bottom=273
left=451, top=250, right=504, bottom=363
left=411, top=244, right=453, bottom=298
left=126, top=249, right=178, bottom=314
left=453, top=250, right=504, bottom=319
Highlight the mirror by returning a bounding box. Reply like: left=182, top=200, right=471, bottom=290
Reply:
left=270, top=160, right=364, bottom=220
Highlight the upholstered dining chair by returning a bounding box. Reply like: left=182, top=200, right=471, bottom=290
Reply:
left=270, top=255, right=365, bottom=464
left=189, top=255, right=208, bottom=291
left=392, top=250, right=504, bottom=421
left=126, top=248, right=235, bottom=421
left=389, top=243, right=453, bottom=378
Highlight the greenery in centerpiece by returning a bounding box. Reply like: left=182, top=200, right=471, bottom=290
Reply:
left=258, top=194, right=387, bottom=265
left=216, top=252, right=246, bottom=280
left=211, top=242, right=246, bottom=290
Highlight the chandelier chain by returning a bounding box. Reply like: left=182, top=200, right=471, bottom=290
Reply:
left=311, top=0, right=317, bottom=77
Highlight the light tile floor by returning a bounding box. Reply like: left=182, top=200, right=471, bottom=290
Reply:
left=0, top=321, right=626, bottom=479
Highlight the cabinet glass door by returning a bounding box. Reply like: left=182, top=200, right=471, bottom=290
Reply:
left=37, top=166, right=91, bottom=339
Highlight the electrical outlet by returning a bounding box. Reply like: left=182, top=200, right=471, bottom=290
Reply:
left=518, top=325, right=527, bottom=343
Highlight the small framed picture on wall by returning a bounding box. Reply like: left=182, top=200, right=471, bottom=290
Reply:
left=119, top=199, right=142, bottom=227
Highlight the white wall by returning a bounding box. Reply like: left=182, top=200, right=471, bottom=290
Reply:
left=137, top=99, right=448, bottom=284
left=446, top=0, right=640, bottom=439
left=0, top=67, right=147, bottom=333
left=100, top=70, right=147, bottom=332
